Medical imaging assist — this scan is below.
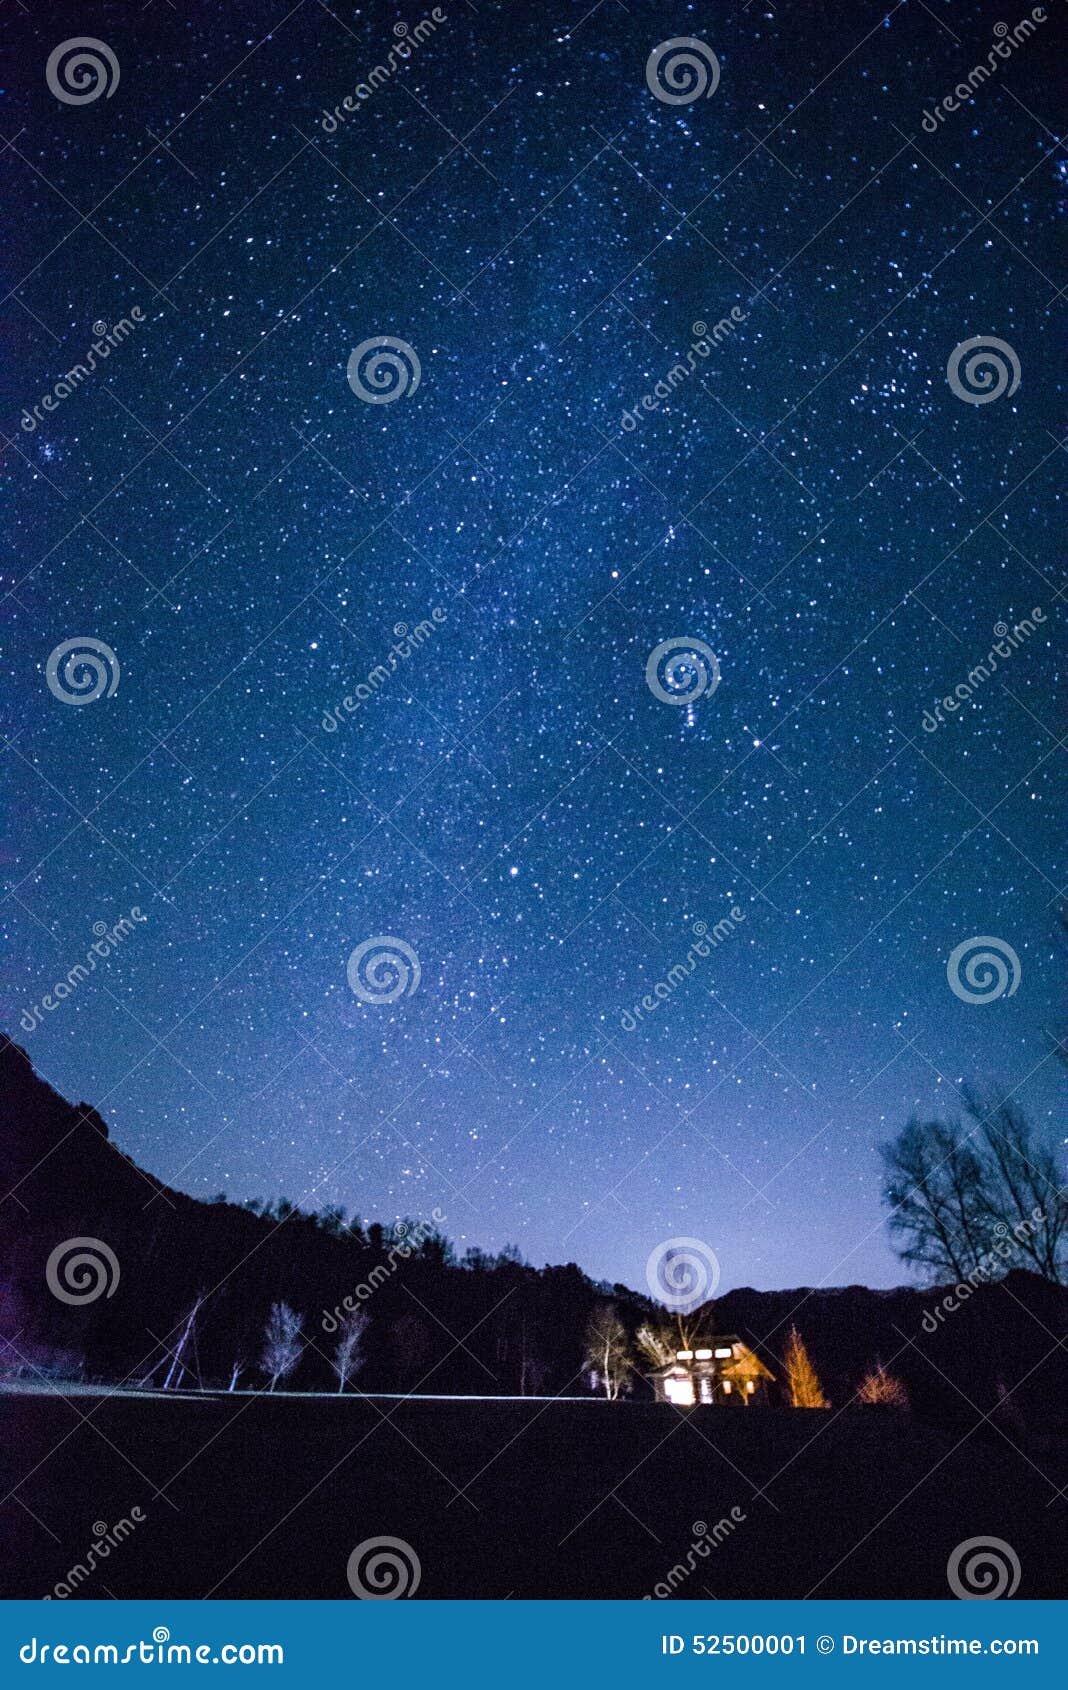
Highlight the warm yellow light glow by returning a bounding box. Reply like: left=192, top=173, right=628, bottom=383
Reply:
left=694, top=1348, right=713, bottom=1360
left=714, top=1345, right=733, bottom=1358
left=723, top=1380, right=732, bottom=1393
left=665, top=1376, right=696, bottom=1406
left=676, top=1349, right=694, bottom=1361
left=746, top=1379, right=755, bottom=1393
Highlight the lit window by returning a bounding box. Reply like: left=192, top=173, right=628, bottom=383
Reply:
left=722, top=1380, right=732, bottom=1393
left=676, top=1349, right=694, bottom=1361
left=665, top=1376, right=695, bottom=1406
left=694, top=1348, right=713, bottom=1360
left=714, top=1345, right=733, bottom=1358
left=746, top=1379, right=756, bottom=1393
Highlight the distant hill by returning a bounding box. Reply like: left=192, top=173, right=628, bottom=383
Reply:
left=2, top=1036, right=1065, bottom=1433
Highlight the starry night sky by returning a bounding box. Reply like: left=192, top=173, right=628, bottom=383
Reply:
left=2, top=0, right=1064, bottom=1293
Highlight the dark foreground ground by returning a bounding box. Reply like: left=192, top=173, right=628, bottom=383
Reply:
left=1, top=1388, right=1064, bottom=1599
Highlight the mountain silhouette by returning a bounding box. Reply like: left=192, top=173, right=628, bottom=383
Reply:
left=2, top=1035, right=1064, bottom=1428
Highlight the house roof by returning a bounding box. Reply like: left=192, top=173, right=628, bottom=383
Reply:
left=648, top=1337, right=775, bottom=1382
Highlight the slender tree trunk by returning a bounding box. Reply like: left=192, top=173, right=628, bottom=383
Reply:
left=163, top=1296, right=203, bottom=1391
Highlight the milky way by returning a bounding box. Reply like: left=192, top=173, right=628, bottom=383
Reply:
left=3, top=0, right=1063, bottom=1291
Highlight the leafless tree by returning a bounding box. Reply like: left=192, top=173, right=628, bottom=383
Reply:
left=857, top=1362, right=909, bottom=1408
left=881, top=1118, right=988, bottom=1280
left=392, top=1312, right=434, bottom=1389
left=332, top=1310, right=369, bottom=1393
left=635, top=1313, right=709, bottom=1369
left=584, top=1302, right=632, bottom=1399
left=261, top=1301, right=303, bottom=1390
left=157, top=1294, right=205, bottom=1390
left=880, top=1098, right=1066, bottom=1285
left=962, top=1090, right=1066, bottom=1284
left=519, top=1351, right=551, bottom=1397
left=516, top=1317, right=550, bottom=1396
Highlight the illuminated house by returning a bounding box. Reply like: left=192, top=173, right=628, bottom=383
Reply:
left=650, top=1338, right=774, bottom=1406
